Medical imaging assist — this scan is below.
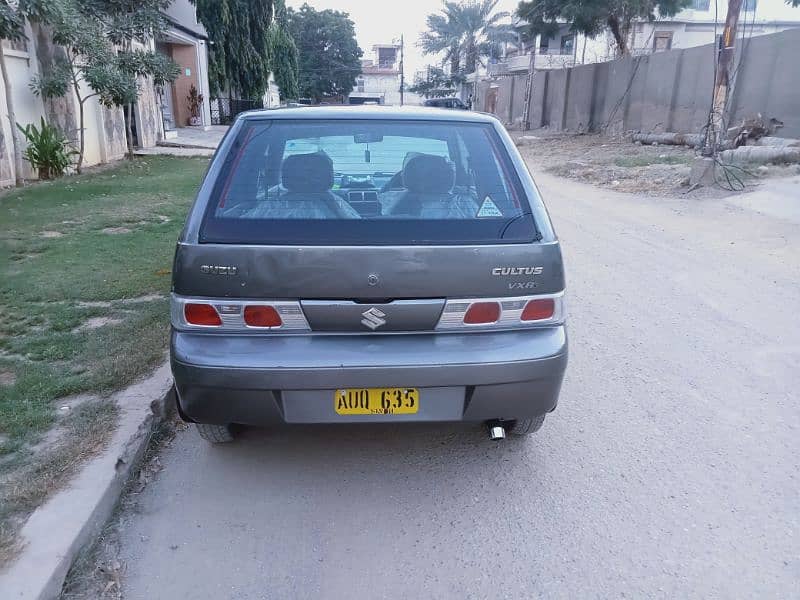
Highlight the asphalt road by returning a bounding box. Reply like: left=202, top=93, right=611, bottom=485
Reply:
left=114, top=173, right=800, bottom=599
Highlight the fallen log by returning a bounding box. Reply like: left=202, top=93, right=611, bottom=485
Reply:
left=754, top=137, right=800, bottom=149
left=718, top=146, right=800, bottom=166
left=632, top=132, right=704, bottom=147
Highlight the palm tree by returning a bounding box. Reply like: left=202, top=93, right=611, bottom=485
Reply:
left=419, top=9, right=462, bottom=76
left=419, top=0, right=516, bottom=76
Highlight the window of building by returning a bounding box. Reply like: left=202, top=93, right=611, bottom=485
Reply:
left=743, top=0, right=757, bottom=11
left=539, top=37, right=550, bottom=52
left=653, top=31, right=673, bottom=52
left=691, top=0, right=711, bottom=10
left=356, top=77, right=365, bottom=93
left=560, top=34, right=575, bottom=55
left=377, top=47, right=397, bottom=69
left=2, top=38, right=28, bottom=53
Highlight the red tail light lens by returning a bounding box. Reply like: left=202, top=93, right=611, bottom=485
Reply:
left=184, top=303, right=222, bottom=326
left=243, top=305, right=282, bottom=328
left=464, top=301, right=501, bottom=324
left=521, top=298, right=555, bottom=321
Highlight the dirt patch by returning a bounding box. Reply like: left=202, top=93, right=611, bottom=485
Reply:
left=73, top=317, right=123, bottom=333
left=101, top=227, right=132, bottom=235
left=39, top=230, right=64, bottom=238
left=0, top=369, right=16, bottom=386
left=0, top=520, right=23, bottom=567
left=76, top=301, right=113, bottom=309
left=0, top=400, right=116, bottom=568
left=120, top=294, right=165, bottom=304
left=516, top=130, right=796, bottom=197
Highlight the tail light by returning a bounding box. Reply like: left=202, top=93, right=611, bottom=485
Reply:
left=521, top=298, right=555, bottom=321
left=172, top=296, right=309, bottom=332
left=436, top=293, right=563, bottom=331
left=184, top=303, right=222, bottom=327
left=243, top=305, right=282, bottom=328
left=463, top=302, right=500, bottom=325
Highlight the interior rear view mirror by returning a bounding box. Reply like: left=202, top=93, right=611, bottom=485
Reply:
left=354, top=132, right=383, bottom=144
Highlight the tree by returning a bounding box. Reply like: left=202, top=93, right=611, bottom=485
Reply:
left=419, top=1, right=515, bottom=76
left=88, top=0, right=180, bottom=158
left=409, top=66, right=465, bottom=98
left=267, top=0, right=298, bottom=101
left=0, top=1, right=26, bottom=185
left=287, top=3, right=362, bottom=103
left=192, top=0, right=274, bottom=100
left=31, top=0, right=178, bottom=169
left=419, top=11, right=462, bottom=76
left=517, top=0, right=691, bottom=57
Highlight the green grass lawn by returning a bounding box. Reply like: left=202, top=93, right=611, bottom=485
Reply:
left=0, top=156, right=208, bottom=559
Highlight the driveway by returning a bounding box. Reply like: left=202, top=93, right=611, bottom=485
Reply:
left=108, top=174, right=800, bottom=599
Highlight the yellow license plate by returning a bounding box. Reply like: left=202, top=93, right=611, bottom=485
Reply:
left=335, top=388, right=419, bottom=415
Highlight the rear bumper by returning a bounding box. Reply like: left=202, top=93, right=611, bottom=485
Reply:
left=171, top=327, right=568, bottom=426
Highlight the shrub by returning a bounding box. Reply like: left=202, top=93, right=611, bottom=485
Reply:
left=16, top=118, right=76, bottom=180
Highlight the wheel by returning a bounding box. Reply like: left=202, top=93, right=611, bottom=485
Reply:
left=507, top=414, right=546, bottom=436
left=195, top=423, right=235, bottom=444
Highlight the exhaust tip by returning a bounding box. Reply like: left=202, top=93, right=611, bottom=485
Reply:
left=488, top=424, right=506, bottom=441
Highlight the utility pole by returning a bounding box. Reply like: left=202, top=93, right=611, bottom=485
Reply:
left=521, top=35, right=538, bottom=130
left=399, top=34, right=405, bottom=106
left=703, top=0, right=743, bottom=156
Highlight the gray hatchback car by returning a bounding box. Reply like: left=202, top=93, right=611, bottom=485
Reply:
left=170, top=106, right=567, bottom=443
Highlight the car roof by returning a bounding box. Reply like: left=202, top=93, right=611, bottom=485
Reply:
left=238, top=105, right=497, bottom=124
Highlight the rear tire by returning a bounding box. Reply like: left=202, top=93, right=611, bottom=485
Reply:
left=195, top=423, right=235, bottom=444
left=508, top=414, right=546, bottom=436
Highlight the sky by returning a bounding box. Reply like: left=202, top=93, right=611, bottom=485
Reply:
left=286, top=0, right=521, bottom=81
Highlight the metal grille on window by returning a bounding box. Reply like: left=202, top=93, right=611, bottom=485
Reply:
left=209, top=98, right=264, bottom=126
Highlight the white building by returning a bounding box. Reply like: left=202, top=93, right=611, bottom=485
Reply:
left=157, top=0, right=212, bottom=132
left=348, top=44, right=421, bottom=106
left=0, top=0, right=213, bottom=185
left=489, top=0, right=800, bottom=74
left=632, top=0, right=800, bottom=54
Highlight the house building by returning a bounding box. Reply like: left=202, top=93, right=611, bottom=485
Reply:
left=157, top=0, right=212, bottom=134
left=348, top=44, right=421, bottom=106
left=0, top=0, right=213, bottom=186
left=631, top=0, right=800, bottom=55
left=488, top=0, right=800, bottom=75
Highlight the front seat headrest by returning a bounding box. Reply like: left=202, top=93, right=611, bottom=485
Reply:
left=402, top=154, right=455, bottom=194
left=282, top=152, right=334, bottom=193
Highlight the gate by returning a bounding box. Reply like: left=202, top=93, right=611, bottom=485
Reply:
left=209, top=98, right=265, bottom=125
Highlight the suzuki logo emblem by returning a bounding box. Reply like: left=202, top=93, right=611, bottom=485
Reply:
left=361, top=307, right=387, bottom=330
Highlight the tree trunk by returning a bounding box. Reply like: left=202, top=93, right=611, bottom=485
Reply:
left=71, top=81, right=85, bottom=174
left=0, top=44, right=25, bottom=187
left=522, top=45, right=537, bottom=131
left=125, top=102, right=134, bottom=159
left=703, top=0, right=743, bottom=156
left=465, top=39, right=478, bottom=75
left=124, top=39, right=135, bottom=159
left=450, top=45, right=460, bottom=76
left=607, top=15, right=629, bottom=57
left=632, top=132, right=704, bottom=147
left=719, top=146, right=800, bottom=166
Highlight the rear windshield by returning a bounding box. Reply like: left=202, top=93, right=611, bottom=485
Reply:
left=200, top=119, right=539, bottom=245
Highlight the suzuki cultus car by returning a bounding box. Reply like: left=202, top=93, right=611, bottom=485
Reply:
left=170, top=106, right=567, bottom=443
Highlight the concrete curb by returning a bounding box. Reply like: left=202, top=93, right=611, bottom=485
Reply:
left=0, top=363, right=174, bottom=600
left=156, top=140, right=217, bottom=150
